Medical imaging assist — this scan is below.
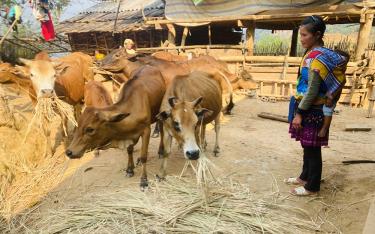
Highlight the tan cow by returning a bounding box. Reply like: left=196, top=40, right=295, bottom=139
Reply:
left=13, top=52, right=94, bottom=154
left=66, top=65, right=166, bottom=189
left=18, top=52, right=94, bottom=119
left=156, top=71, right=223, bottom=179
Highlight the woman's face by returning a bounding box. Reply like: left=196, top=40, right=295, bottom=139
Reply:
left=300, top=25, right=321, bottom=49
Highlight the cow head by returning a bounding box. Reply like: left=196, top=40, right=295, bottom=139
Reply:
left=157, top=97, right=212, bottom=160
left=100, top=48, right=130, bottom=72
left=65, top=107, right=130, bottom=159
left=18, top=58, right=67, bottom=98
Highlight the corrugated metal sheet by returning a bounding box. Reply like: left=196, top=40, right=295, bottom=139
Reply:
left=165, top=0, right=362, bottom=21
left=57, top=0, right=164, bottom=33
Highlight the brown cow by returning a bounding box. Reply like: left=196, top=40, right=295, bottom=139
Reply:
left=66, top=65, right=166, bottom=189
left=100, top=49, right=234, bottom=114
left=83, top=80, right=113, bottom=157
left=156, top=71, right=223, bottom=179
left=84, top=80, right=113, bottom=108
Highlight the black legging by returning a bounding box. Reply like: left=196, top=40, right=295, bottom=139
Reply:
left=299, top=147, right=322, bottom=192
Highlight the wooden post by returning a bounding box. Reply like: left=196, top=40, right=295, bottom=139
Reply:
left=355, top=13, right=374, bottom=60
left=181, top=27, right=189, bottom=47
left=367, top=83, right=375, bottom=118
left=104, top=34, right=109, bottom=54
left=208, top=25, right=212, bottom=45
left=166, top=23, right=176, bottom=46
left=246, top=21, right=255, bottom=56
left=290, top=28, right=299, bottom=57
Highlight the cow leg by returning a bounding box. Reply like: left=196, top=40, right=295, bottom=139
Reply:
left=157, top=121, right=164, bottom=158
left=200, top=124, right=207, bottom=151
left=151, top=121, right=160, bottom=138
left=213, top=116, right=221, bottom=156
left=139, top=126, right=151, bottom=189
left=158, top=126, right=172, bottom=180
left=125, top=144, right=135, bottom=177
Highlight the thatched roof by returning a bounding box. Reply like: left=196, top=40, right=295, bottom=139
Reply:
left=56, top=0, right=164, bottom=34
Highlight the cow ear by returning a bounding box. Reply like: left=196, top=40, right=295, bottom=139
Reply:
left=168, top=97, right=177, bottom=108
left=96, top=111, right=130, bottom=122
left=55, top=65, right=69, bottom=77
left=192, top=96, right=203, bottom=107
left=196, top=108, right=213, bottom=119
left=156, top=111, right=170, bottom=121
left=12, top=65, right=30, bottom=78
left=19, top=58, right=32, bottom=67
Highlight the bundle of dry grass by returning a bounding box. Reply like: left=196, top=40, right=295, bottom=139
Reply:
left=24, top=97, right=77, bottom=141
left=4, top=176, right=319, bottom=234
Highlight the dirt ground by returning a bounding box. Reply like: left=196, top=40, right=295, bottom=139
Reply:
left=1, top=87, right=375, bottom=233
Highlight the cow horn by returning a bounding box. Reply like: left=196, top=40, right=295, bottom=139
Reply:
left=168, top=97, right=177, bottom=108
left=192, top=97, right=203, bottom=107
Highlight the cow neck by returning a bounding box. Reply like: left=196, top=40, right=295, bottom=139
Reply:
left=112, top=77, right=145, bottom=114
left=123, top=60, right=142, bottom=78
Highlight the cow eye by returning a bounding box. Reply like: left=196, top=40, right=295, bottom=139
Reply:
left=84, top=127, right=95, bottom=135
left=173, top=121, right=181, bottom=132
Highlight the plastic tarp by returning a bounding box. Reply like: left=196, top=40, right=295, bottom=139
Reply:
left=165, top=0, right=364, bottom=26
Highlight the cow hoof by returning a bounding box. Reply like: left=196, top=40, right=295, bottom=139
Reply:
left=136, top=158, right=141, bottom=166
left=151, top=133, right=159, bottom=138
left=156, top=174, right=166, bottom=182
left=140, top=178, right=148, bottom=191
left=213, top=148, right=220, bottom=157
left=125, top=169, right=134, bottom=177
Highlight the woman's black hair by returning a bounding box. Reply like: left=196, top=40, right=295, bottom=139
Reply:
left=301, top=15, right=326, bottom=44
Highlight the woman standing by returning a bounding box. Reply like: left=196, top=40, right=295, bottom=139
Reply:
left=286, top=15, right=347, bottom=196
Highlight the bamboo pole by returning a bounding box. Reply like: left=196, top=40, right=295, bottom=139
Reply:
left=181, top=27, right=189, bottom=47
left=112, top=0, right=122, bottom=36
left=0, top=19, right=18, bottom=48
left=354, top=13, right=374, bottom=60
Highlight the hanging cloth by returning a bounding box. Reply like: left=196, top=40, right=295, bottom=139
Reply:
left=41, top=12, right=55, bottom=41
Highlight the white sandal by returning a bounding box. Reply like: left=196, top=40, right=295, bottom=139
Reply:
left=290, top=186, right=317, bottom=196
left=284, top=177, right=306, bottom=185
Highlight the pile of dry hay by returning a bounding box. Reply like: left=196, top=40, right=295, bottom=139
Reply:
left=3, top=157, right=320, bottom=233
left=0, top=95, right=76, bottom=221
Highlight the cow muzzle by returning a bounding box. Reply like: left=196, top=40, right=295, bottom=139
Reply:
left=41, top=89, right=54, bottom=98
left=65, top=149, right=83, bottom=159
left=185, top=150, right=200, bottom=160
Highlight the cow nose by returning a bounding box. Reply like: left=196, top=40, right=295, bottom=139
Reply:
left=65, top=149, right=73, bottom=158
left=41, top=89, right=54, bottom=97
left=186, top=150, right=200, bottom=160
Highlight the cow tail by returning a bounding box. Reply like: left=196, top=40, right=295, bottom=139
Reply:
left=217, top=71, right=234, bottom=115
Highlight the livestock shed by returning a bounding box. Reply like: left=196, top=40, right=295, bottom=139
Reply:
left=57, top=0, right=375, bottom=113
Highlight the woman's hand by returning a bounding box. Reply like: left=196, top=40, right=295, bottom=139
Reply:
left=292, top=113, right=303, bottom=130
